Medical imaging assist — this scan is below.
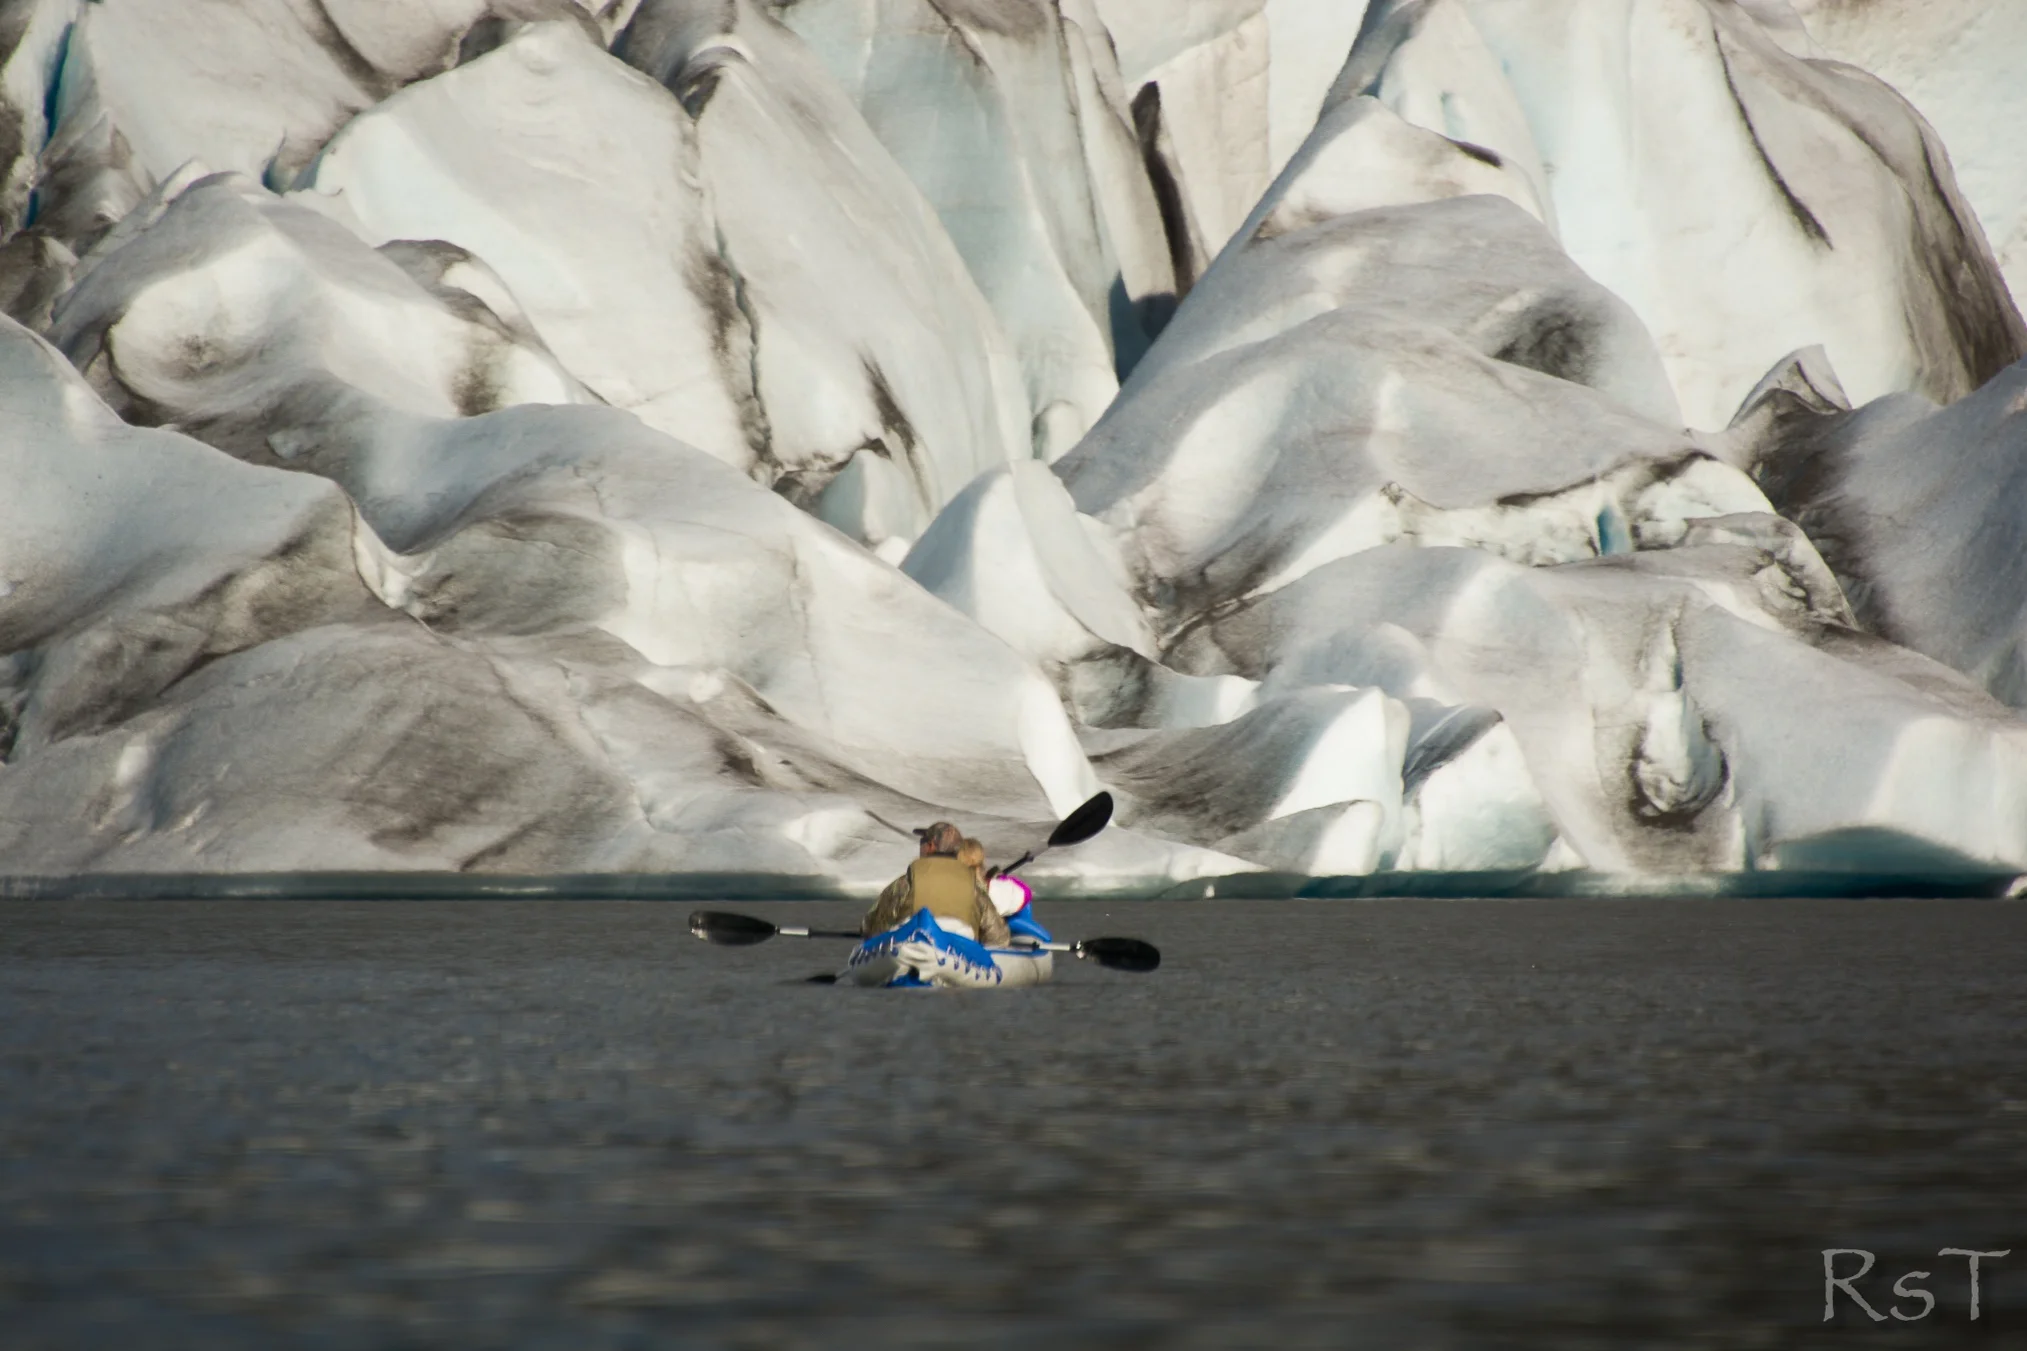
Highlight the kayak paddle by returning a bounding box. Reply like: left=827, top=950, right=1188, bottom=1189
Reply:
left=1047, top=935, right=1160, bottom=972
left=686, top=909, right=1160, bottom=973
left=996, top=790, right=1113, bottom=876
left=687, top=910, right=860, bottom=945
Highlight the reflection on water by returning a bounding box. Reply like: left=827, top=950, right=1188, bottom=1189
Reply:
left=3, top=899, right=2024, bottom=1347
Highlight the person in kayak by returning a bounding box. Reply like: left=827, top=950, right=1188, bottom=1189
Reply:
left=957, top=837, right=989, bottom=884
left=863, top=821, right=1010, bottom=944
left=960, top=836, right=1035, bottom=924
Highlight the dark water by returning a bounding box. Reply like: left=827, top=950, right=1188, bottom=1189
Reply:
left=3, top=899, right=2024, bottom=1348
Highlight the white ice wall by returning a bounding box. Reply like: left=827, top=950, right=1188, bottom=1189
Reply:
left=3, top=0, right=2027, bottom=888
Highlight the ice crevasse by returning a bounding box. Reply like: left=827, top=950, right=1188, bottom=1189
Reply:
left=2, top=0, right=2027, bottom=893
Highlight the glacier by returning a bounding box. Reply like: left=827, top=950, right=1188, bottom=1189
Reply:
left=3, top=0, right=2026, bottom=895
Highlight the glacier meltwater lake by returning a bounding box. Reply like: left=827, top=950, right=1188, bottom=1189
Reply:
left=4, top=898, right=2025, bottom=1348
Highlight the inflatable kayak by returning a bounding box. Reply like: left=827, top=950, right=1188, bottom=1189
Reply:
left=687, top=896, right=1159, bottom=986
left=839, top=889, right=1057, bottom=989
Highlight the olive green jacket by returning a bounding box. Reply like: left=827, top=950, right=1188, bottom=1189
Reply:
left=862, top=855, right=1011, bottom=945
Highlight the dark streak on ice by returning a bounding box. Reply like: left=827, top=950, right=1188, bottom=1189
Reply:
left=400, top=510, right=627, bottom=637
left=863, top=363, right=916, bottom=460
left=0, top=229, right=72, bottom=328
left=1400, top=704, right=1501, bottom=794
left=863, top=360, right=932, bottom=509
left=1490, top=450, right=1705, bottom=517
left=20, top=515, right=367, bottom=753
left=930, top=0, right=1050, bottom=41
left=451, top=347, right=503, bottom=417
left=1715, top=40, right=1830, bottom=249
left=1910, top=130, right=2027, bottom=393
left=303, top=0, right=401, bottom=104
left=674, top=60, right=723, bottom=118
left=455, top=19, right=515, bottom=67
left=1131, top=82, right=1198, bottom=298
left=1731, top=359, right=1900, bottom=647
left=1446, top=136, right=1504, bottom=169
left=0, top=3, right=31, bottom=235
left=690, top=239, right=773, bottom=471
left=1490, top=301, right=1600, bottom=387
left=1627, top=734, right=1728, bottom=832
left=0, top=652, right=33, bottom=763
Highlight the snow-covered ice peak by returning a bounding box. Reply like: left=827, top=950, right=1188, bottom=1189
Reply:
left=46, top=170, right=592, bottom=467
left=617, top=0, right=1033, bottom=540
left=1338, top=0, right=2023, bottom=428
left=291, top=22, right=764, bottom=469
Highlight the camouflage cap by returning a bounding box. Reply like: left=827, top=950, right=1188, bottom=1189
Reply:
left=913, top=821, right=964, bottom=855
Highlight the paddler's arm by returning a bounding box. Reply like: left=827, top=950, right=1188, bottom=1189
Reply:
left=863, top=868, right=912, bottom=936
left=972, top=887, right=1010, bottom=946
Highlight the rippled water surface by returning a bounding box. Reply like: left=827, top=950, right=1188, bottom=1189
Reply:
left=4, top=898, right=2025, bottom=1347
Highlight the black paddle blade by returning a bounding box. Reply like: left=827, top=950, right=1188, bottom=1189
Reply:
left=1048, top=791, right=1114, bottom=849
left=1076, top=936, right=1160, bottom=973
left=689, top=910, right=778, bottom=946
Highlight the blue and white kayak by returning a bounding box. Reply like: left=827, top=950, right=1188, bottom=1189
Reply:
left=839, top=907, right=1057, bottom=989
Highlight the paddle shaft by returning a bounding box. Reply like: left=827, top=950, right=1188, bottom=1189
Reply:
left=777, top=925, right=863, bottom=940
left=995, top=850, right=1035, bottom=877
left=782, top=932, right=1134, bottom=959
left=786, top=926, right=1061, bottom=948
left=780, top=930, right=1124, bottom=961
left=784, top=930, right=1074, bottom=953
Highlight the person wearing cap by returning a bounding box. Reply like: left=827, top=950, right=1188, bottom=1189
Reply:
left=862, top=821, right=1010, bottom=944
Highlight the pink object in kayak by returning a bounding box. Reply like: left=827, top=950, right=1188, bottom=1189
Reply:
left=987, top=874, right=1032, bottom=917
